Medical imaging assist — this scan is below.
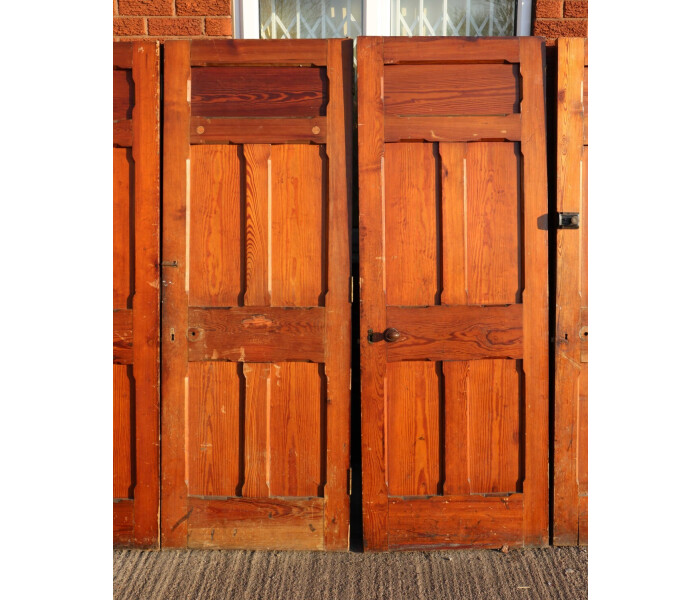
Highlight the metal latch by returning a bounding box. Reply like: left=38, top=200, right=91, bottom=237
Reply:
left=557, top=212, right=580, bottom=229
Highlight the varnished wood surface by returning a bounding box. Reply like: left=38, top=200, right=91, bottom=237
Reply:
left=190, top=117, right=327, bottom=144
left=383, top=37, right=520, bottom=65
left=113, top=365, right=134, bottom=498
left=113, top=121, right=134, bottom=147
left=113, top=309, right=133, bottom=364
left=188, top=306, right=325, bottom=363
left=190, top=39, right=328, bottom=66
left=385, top=305, right=523, bottom=362
left=385, top=114, right=521, bottom=143
left=113, top=42, right=133, bottom=69
left=113, top=69, right=134, bottom=121
left=387, top=495, right=524, bottom=550
left=553, top=38, right=588, bottom=547
left=113, top=148, right=133, bottom=308
left=191, top=67, right=327, bottom=117
left=384, top=64, right=519, bottom=116
left=113, top=500, right=135, bottom=546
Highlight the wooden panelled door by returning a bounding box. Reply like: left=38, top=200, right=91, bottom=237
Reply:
left=553, top=37, right=588, bottom=546
left=358, top=37, right=549, bottom=551
left=113, top=41, right=161, bottom=547
left=161, top=40, right=353, bottom=550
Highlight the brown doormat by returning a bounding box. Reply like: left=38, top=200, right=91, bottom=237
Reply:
left=114, top=547, right=587, bottom=600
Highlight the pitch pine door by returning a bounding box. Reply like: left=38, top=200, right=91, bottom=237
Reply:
left=358, top=37, right=549, bottom=550
left=161, top=40, right=353, bottom=550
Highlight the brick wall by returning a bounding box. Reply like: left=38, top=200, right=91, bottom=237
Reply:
left=113, top=0, right=233, bottom=40
left=533, top=0, right=587, bottom=45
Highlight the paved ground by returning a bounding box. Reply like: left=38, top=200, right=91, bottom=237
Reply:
left=114, top=546, right=587, bottom=600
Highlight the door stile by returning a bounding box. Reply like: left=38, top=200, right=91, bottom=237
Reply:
left=358, top=36, right=389, bottom=552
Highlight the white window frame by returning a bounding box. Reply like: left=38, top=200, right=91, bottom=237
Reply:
left=235, top=0, right=531, bottom=39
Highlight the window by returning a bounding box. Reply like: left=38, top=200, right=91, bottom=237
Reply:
left=236, top=0, right=531, bottom=39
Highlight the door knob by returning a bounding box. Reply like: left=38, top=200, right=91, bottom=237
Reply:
left=368, top=328, right=401, bottom=343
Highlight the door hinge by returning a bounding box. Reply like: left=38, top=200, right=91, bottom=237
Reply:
left=557, top=212, right=580, bottom=229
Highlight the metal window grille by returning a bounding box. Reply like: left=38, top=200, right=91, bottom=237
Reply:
left=260, top=0, right=364, bottom=39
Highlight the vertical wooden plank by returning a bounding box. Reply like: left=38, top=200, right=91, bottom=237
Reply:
left=113, top=148, right=133, bottom=309
left=188, top=362, right=242, bottom=497
left=161, top=40, right=191, bottom=548
left=466, top=142, right=520, bottom=305
left=358, top=36, right=388, bottom=551
left=323, top=38, right=352, bottom=550
left=386, top=362, right=441, bottom=496
left=270, top=144, right=326, bottom=307
left=241, top=363, right=271, bottom=498
left=189, top=145, right=244, bottom=307
left=443, top=361, right=470, bottom=495
left=131, top=41, right=161, bottom=547
left=384, top=143, right=439, bottom=307
left=243, top=144, right=272, bottom=307
left=113, top=365, right=134, bottom=499
left=467, top=360, right=520, bottom=494
left=519, top=37, right=549, bottom=546
left=269, top=363, right=324, bottom=498
left=554, top=37, right=586, bottom=546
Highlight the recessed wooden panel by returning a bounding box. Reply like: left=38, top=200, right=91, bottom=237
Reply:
left=466, top=142, right=520, bottom=305
left=113, top=148, right=133, bottom=309
left=269, top=362, right=325, bottom=498
left=113, top=309, right=133, bottom=364
left=190, top=39, right=328, bottom=66
left=385, top=115, right=521, bottom=143
left=387, top=361, right=441, bottom=497
left=241, top=363, right=271, bottom=498
left=191, top=67, right=328, bottom=117
left=270, top=144, right=327, bottom=307
left=113, top=69, right=134, bottom=121
left=189, top=145, right=244, bottom=307
left=385, top=143, right=439, bottom=306
left=113, top=365, right=134, bottom=499
left=384, top=64, right=520, bottom=116
left=188, top=362, right=243, bottom=498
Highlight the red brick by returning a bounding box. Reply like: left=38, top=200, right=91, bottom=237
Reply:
left=114, top=17, right=146, bottom=36
left=535, top=0, right=563, bottom=19
left=119, top=0, right=174, bottom=16
left=176, top=0, right=229, bottom=16
left=148, top=17, right=203, bottom=35
left=563, top=1, right=588, bottom=18
left=114, top=0, right=118, bottom=15
left=533, top=19, right=587, bottom=39
left=205, top=17, right=232, bottom=36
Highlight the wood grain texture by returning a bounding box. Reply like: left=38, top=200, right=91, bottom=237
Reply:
left=114, top=500, right=135, bottom=546
left=161, top=40, right=191, bottom=548
left=191, top=66, right=327, bottom=117
left=269, top=362, right=325, bottom=498
left=358, top=36, right=389, bottom=551
left=241, top=363, right=271, bottom=498
left=114, top=42, right=133, bottom=69
left=113, top=147, right=133, bottom=309
left=190, top=39, right=328, bottom=66
left=131, top=41, right=161, bottom=548
left=190, top=117, right=327, bottom=144
left=385, top=115, right=521, bottom=143
left=270, top=144, right=327, bottom=307
left=113, top=365, right=134, bottom=499
left=385, top=305, right=522, bottom=362
left=467, top=360, right=521, bottom=494
left=114, top=121, right=134, bottom=147
left=113, top=309, right=134, bottom=364
left=189, top=144, right=244, bottom=307
left=519, top=37, right=550, bottom=546
left=384, top=64, right=519, bottom=116
left=387, top=495, right=524, bottom=550
left=383, top=37, right=520, bottom=65
left=554, top=38, right=587, bottom=547
left=322, top=38, right=353, bottom=550
left=466, top=142, right=521, bottom=305
left=188, top=497, right=324, bottom=550
left=384, top=142, right=439, bottom=306
left=188, top=306, right=325, bottom=363
left=443, top=361, right=470, bottom=495
left=113, top=69, right=134, bottom=121
left=386, top=362, right=441, bottom=497
left=188, top=362, right=242, bottom=497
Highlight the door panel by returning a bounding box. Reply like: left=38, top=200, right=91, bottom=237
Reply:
left=162, top=39, right=353, bottom=551
left=112, top=41, right=160, bottom=548
left=553, top=37, right=588, bottom=546
left=358, top=36, right=548, bottom=551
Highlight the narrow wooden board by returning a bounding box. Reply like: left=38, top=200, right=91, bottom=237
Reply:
left=190, top=39, right=328, bottom=66
left=385, top=305, right=523, bottom=362
left=113, top=365, right=134, bottom=498
left=384, top=64, right=519, bottom=116
left=191, top=67, right=327, bottom=117
left=385, top=115, right=521, bottom=143
left=113, top=309, right=134, bottom=364
left=383, top=37, right=520, bottom=65
left=113, top=148, right=133, bottom=308
left=241, top=363, right=271, bottom=498
left=188, top=306, right=325, bottom=363
left=191, top=117, right=327, bottom=144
